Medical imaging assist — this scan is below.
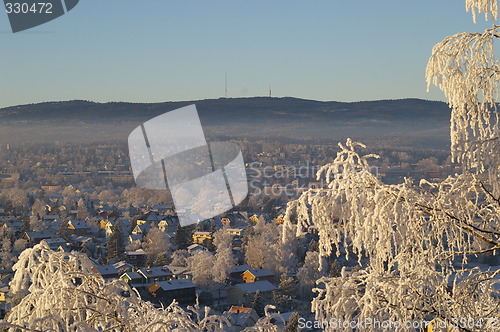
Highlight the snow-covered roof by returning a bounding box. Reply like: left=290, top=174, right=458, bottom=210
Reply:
left=68, top=220, right=91, bottom=229
left=165, top=265, right=190, bottom=275
left=226, top=228, right=244, bottom=233
left=193, top=231, right=211, bottom=236
left=126, top=249, right=146, bottom=256
left=43, top=238, right=66, bottom=244
left=187, top=243, right=207, bottom=251
left=93, top=265, right=118, bottom=276
left=234, top=280, right=276, bottom=293
left=138, top=266, right=173, bottom=279
left=246, top=268, right=274, bottom=278
left=121, top=271, right=142, bottom=280
left=223, top=306, right=259, bottom=327
left=113, top=261, right=134, bottom=270
left=25, top=229, right=56, bottom=240
left=154, top=279, right=195, bottom=291
left=229, top=265, right=252, bottom=274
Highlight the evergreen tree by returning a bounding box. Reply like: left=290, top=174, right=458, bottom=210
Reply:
left=284, top=312, right=299, bottom=332
left=20, top=216, right=30, bottom=234
left=329, top=259, right=341, bottom=278
left=273, top=274, right=298, bottom=309
left=174, top=225, right=192, bottom=249
left=107, top=220, right=125, bottom=263
left=57, top=220, right=71, bottom=241
left=252, top=290, right=265, bottom=317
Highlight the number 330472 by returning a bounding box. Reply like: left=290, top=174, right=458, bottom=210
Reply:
left=5, top=3, right=53, bottom=14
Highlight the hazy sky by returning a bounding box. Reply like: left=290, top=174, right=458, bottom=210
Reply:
left=0, top=0, right=495, bottom=108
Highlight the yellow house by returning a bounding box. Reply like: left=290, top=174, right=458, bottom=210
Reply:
left=249, top=215, right=259, bottom=223
left=0, top=286, right=8, bottom=302
left=192, top=231, right=212, bottom=244
left=227, top=228, right=244, bottom=237
left=99, top=219, right=112, bottom=229
left=241, top=269, right=274, bottom=283
left=274, top=215, right=284, bottom=224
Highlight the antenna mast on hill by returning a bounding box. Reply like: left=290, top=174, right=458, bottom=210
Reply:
left=268, top=84, right=272, bottom=97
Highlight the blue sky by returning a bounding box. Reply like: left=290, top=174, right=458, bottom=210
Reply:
left=0, top=0, right=495, bottom=108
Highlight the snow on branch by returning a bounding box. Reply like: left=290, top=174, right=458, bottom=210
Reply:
left=466, top=0, right=499, bottom=23
left=426, top=26, right=500, bottom=166
left=3, top=243, right=230, bottom=331
left=283, top=139, right=500, bottom=329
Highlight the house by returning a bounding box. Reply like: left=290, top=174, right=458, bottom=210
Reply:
left=99, top=219, right=113, bottom=229
left=147, top=279, right=196, bottom=304
left=307, top=225, right=318, bottom=235
left=158, top=216, right=179, bottom=233
left=0, top=286, right=7, bottom=303
left=165, top=265, right=192, bottom=280
left=93, top=265, right=119, bottom=279
left=120, top=271, right=145, bottom=286
left=42, top=214, right=59, bottom=222
left=137, top=266, right=174, bottom=283
left=249, top=215, right=259, bottom=223
left=187, top=243, right=208, bottom=255
left=274, top=215, right=285, bottom=224
left=221, top=217, right=232, bottom=226
left=151, top=204, right=174, bottom=214
left=1, top=221, right=23, bottom=234
left=229, top=265, right=252, bottom=280
left=271, top=312, right=297, bottom=331
left=42, top=238, right=67, bottom=251
left=227, top=228, right=244, bottom=237
left=23, top=229, right=56, bottom=244
left=223, top=306, right=260, bottom=331
left=226, top=281, right=276, bottom=306
left=126, top=249, right=147, bottom=267
left=192, top=231, right=212, bottom=244
left=113, top=261, right=134, bottom=274
left=131, top=223, right=150, bottom=236
left=0, top=285, right=8, bottom=319
left=136, top=212, right=162, bottom=225
left=67, top=220, right=92, bottom=236
left=242, top=269, right=275, bottom=283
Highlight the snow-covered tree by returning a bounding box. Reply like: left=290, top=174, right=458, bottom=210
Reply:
left=3, top=243, right=230, bottom=331
left=76, top=197, right=89, bottom=219
left=282, top=2, right=500, bottom=328
left=12, top=239, right=27, bottom=253
left=1, top=237, right=14, bottom=270
left=187, top=251, right=216, bottom=288
left=296, top=251, right=322, bottom=300
left=61, top=185, right=78, bottom=207
left=142, top=226, right=171, bottom=266
left=31, top=198, right=46, bottom=219
left=29, top=214, right=46, bottom=232
left=244, top=222, right=298, bottom=276
left=171, top=249, right=189, bottom=267
left=212, top=228, right=237, bottom=283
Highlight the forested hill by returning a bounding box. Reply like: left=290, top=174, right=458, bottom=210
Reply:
left=0, top=97, right=451, bottom=146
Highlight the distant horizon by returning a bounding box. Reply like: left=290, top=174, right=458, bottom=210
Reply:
left=0, top=95, right=450, bottom=109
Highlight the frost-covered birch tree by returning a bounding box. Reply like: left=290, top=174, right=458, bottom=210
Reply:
left=212, top=228, right=237, bottom=283
left=282, top=1, right=500, bottom=330
left=3, top=243, right=231, bottom=331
